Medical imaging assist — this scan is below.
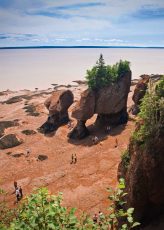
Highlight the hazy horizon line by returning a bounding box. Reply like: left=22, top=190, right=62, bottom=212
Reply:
left=1, top=45, right=164, bottom=50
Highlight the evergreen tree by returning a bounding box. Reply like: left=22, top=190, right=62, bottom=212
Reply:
left=86, top=55, right=130, bottom=90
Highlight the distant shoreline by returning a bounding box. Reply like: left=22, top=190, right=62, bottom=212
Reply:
left=0, top=45, right=164, bottom=50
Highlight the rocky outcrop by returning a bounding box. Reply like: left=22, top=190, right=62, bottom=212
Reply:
left=0, top=134, right=23, bottom=149
left=131, top=75, right=150, bottom=115
left=118, top=73, right=164, bottom=226
left=69, top=71, right=131, bottom=139
left=118, top=134, right=164, bottom=225
left=131, top=75, right=164, bottom=115
left=39, top=90, right=74, bottom=134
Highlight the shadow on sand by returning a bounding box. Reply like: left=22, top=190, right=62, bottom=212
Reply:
left=67, top=123, right=127, bottom=147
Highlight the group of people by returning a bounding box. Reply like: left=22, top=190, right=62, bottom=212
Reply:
left=14, top=181, right=23, bottom=203
left=92, top=136, right=99, bottom=145
left=70, top=153, right=77, bottom=164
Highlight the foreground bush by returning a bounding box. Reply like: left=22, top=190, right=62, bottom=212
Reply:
left=0, top=179, right=140, bottom=230
left=86, top=54, right=130, bottom=90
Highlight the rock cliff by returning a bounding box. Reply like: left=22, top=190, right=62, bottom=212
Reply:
left=118, top=76, right=164, bottom=226
left=69, top=71, right=131, bottom=139
left=131, top=74, right=163, bottom=115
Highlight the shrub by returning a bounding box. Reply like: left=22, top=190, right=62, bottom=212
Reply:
left=107, top=178, right=140, bottom=230
left=133, top=77, right=164, bottom=143
left=1, top=181, right=140, bottom=230
left=121, top=150, right=130, bottom=169
left=86, top=54, right=130, bottom=90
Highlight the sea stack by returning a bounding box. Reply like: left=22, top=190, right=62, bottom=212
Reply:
left=68, top=71, right=131, bottom=139
left=39, top=90, right=74, bottom=134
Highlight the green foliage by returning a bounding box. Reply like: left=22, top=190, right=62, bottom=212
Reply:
left=0, top=187, right=16, bottom=229
left=9, top=188, right=95, bottom=230
left=121, top=150, right=130, bottom=169
left=107, top=178, right=140, bottom=230
left=86, top=54, right=130, bottom=90
left=0, top=180, right=139, bottom=230
left=133, top=77, right=164, bottom=143
left=156, top=76, right=164, bottom=97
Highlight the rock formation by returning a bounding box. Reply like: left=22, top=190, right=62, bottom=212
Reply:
left=131, top=75, right=150, bottom=115
left=39, top=90, right=74, bottom=134
left=0, top=134, right=23, bottom=149
left=69, top=71, right=131, bottom=139
left=118, top=77, right=164, bottom=226
left=131, top=74, right=163, bottom=115
left=118, top=133, right=164, bottom=225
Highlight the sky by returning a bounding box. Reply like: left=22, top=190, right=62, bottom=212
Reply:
left=0, top=0, right=164, bottom=47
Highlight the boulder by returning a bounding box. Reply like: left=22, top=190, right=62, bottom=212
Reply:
left=0, top=134, right=23, bottom=149
left=72, top=89, right=95, bottom=121
left=37, top=155, right=48, bottom=161
left=39, top=90, right=74, bottom=134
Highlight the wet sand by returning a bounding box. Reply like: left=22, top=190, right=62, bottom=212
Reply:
left=0, top=83, right=135, bottom=215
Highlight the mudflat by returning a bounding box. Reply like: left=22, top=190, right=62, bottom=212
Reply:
left=0, top=84, right=135, bottom=215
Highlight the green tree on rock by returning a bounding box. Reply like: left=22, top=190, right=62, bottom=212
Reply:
left=86, top=54, right=130, bottom=90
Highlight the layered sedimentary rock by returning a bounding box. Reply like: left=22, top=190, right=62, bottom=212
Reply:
left=131, top=75, right=150, bottom=115
left=118, top=132, right=164, bottom=224
left=72, top=89, right=95, bottom=121
left=39, top=90, right=74, bottom=133
left=118, top=76, right=164, bottom=225
left=69, top=71, right=131, bottom=139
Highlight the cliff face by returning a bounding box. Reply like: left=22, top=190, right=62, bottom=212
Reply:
left=131, top=74, right=163, bottom=115
left=118, top=76, right=164, bottom=226
left=118, top=135, right=164, bottom=223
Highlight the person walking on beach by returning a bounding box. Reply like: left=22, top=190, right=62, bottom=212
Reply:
left=93, top=213, right=98, bottom=224
left=26, top=149, right=30, bottom=157
left=70, top=154, right=74, bottom=164
left=105, top=126, right=111, bottom=134
left=15, top=187, right=21, bottom=203
left=70, top=154, right=77, bottom=164
left=115, top=138, right=118, bottom=148
left=98, top=211, right=104, bottom=226
left=19, top=186, right=23, bottom=199
left=74, top=154, right=77, bottom=164
left=14, top=181, right=17, bottom=190
left=92, top=136, right=99, bottom=145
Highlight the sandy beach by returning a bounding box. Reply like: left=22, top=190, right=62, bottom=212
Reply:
left=0, top=82, right=136, bottom=215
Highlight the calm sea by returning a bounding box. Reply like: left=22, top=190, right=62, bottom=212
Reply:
left=0, top=48, right=164, bottom=91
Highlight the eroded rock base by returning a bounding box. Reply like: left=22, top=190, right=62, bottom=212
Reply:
left=68, top=120, right=89, bottom=139
left=96, top=109, right=128, bottom=127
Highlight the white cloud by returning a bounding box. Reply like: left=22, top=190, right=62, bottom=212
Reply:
left=0, top=0, right=164, bottom=46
